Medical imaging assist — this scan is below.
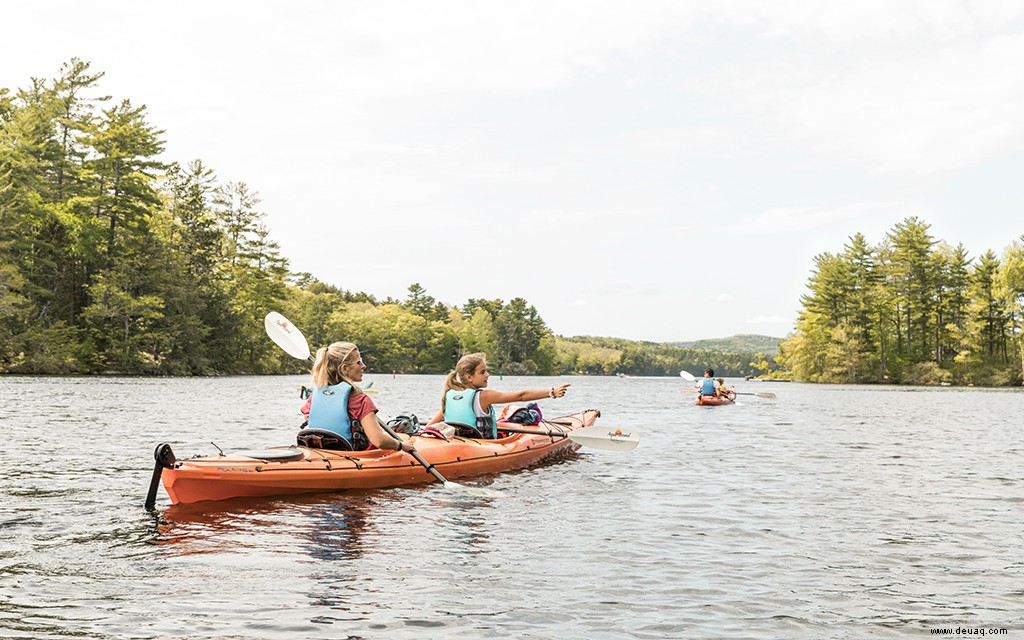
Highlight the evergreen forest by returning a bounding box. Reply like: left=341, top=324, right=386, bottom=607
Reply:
left=1, top=60, right=770, bottom=378
left=780, top=218, right=1024, bottom=385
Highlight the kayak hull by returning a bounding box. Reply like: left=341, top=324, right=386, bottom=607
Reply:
left=160, top=409, right=600, bottom=504
left=695, top=393, right=736, bottom=406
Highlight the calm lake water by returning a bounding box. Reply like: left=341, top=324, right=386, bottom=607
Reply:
left=1, top=374, right=1022, bottom=639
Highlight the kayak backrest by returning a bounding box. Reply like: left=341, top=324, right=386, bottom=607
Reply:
left=296, top=428, right=354, bottom=451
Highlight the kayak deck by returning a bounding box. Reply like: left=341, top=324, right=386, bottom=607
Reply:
left=158, top=409, right=600, bottom=504
left=695, top=392, right=736, bottom=406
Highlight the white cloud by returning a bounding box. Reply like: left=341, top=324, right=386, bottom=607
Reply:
left=328, top=1, right=700, bottom=99
left=691, top=2, right=1024, bottom=173
left=618, top=126, right=740, bottom=155
left=590, top=280, right=665, bottom=296
left=746, top=315, right=793, bottom=325
left=731, top=202, right=900, bottom=235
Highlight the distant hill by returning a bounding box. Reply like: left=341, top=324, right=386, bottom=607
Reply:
left=556, top=333, right=785, bottom=377
left=670, top=334, right=782, bottom=356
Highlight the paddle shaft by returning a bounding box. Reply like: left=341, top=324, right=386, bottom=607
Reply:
left=498, top=425, right=573, bottom=439
left=683, top=371, right=774, bottom=398
left=378, top=421, right=449, bottom=485
left=144, top=461, right=162, bottom=511
left=497, top=423, right=640, bottom=451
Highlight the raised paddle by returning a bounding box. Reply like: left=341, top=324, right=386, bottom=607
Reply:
left=264, top=311, right=500, bottom=497
left=679, top=370, right=777, bottom=399
left=498, top=424, right=639, bottom=452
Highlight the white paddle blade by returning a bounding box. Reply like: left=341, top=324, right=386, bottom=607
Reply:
left=265, top=312, right=311, bottom=361
left=733, top=391, right=778, bottom=399
left=679, top=370, right=696, bottom=381
left=568, top=425, right=640, bottom=452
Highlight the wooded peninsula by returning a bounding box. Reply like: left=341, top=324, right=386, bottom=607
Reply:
left=781, top=219, right=1024, bottom=386
left=4, top=60, right=1022, bottom=385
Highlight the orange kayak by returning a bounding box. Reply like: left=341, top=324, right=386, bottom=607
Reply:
left=695, top=392, right=736, bottom=406
left=154, top=409, right=600, bottom=504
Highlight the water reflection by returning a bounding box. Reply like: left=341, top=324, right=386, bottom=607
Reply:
left=300, top=496, right=379, bottom=622
left=154, top=492, right=384, bottom=559
left=152, top=485, right=501, bottom=561
left=302, top=495, right=374, bottom=562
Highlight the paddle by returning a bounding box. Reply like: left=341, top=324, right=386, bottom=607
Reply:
left=377, top=420, right=452, bottom=485
left=679, top=370, right=777, bottom=399
left=264, top=311, right=498, bottom=496
left=498, top=424, right=639, bottom=452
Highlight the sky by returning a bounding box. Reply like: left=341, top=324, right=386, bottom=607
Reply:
left=4, top=1, right=1024, bottom=342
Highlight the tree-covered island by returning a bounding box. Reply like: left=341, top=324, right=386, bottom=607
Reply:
left=782, top=218, right=1024, bottom=386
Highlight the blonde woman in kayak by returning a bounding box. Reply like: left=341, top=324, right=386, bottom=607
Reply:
left=299, top=341, right=414, bottom=453
left=424, top=352, right=570, bottom=439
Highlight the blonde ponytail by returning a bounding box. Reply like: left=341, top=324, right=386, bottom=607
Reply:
left=310, top=341, right=362, bottom=394
left=439, top=353, right=487, bottom=412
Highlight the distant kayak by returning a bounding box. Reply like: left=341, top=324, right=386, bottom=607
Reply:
left=695, top=391, right=736, bottom=406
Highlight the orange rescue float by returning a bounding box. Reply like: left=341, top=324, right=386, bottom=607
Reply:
left=153, top=410, right=600, bottom=505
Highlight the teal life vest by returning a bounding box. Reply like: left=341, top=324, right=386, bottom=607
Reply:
left=443, top=388, right=497, bottom=438
left=308, top=382, right=354, bottom=441
left=700, top=378, right=716, bottom=396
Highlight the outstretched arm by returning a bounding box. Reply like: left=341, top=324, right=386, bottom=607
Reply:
left=425, top=408, right=444, bottom=427
left=479, top=383, right=571, bottom=411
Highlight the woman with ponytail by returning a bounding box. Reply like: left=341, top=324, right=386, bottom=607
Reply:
left=424, top=352, right=570, bottom=439
left=298, top=342, right=414, bottom=453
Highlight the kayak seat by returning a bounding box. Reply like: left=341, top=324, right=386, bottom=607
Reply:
left=296, top=428, right=354, bottom=451
left=443, top=421, right=486, bottom=439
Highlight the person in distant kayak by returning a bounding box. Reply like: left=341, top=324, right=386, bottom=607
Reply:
left=425, top=352, right=571, bottom=438
left=298, top=341, right=414, bottom=453
left=696, top=368, right=721, bottom=397
left=715, top=376, right=736, bottom=401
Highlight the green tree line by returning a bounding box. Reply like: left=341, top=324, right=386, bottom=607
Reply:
left=780, top=217, right=1024, bottom=385
left=1, top=59, right=771, bottom=378
left=1, top=60, right=291, bottom=374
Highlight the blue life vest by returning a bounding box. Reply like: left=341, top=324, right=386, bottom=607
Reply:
left=700, top=378, right=716, bottom=396
left=444, top=388, right=497, bottom=438
left=308, top=382, right=354, bottom=440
